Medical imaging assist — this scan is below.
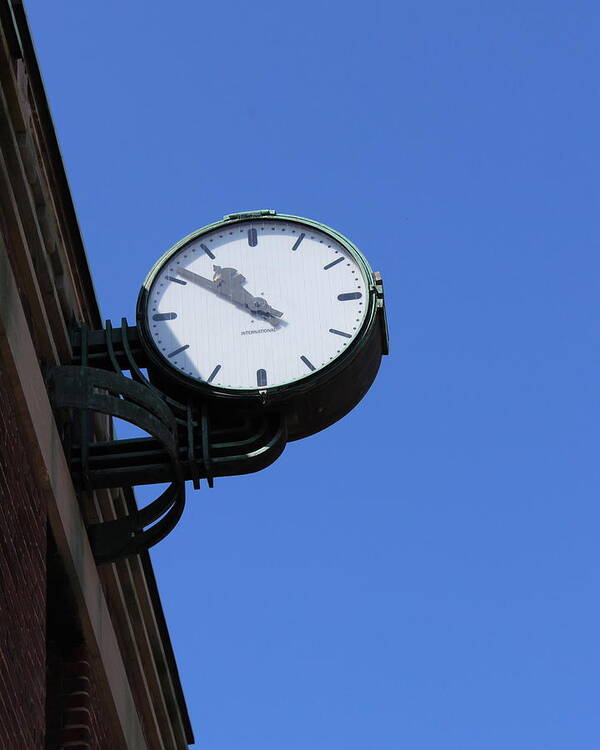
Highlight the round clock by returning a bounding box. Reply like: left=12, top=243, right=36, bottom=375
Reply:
left=137, top=211, right=388, bottom=439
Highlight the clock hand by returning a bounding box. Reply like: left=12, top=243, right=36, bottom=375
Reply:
left=212, top=266, right=284, bottom=323
left=177, top=267, right=216, bottom=291
left=178, top=267, right=285, bottom=326
left=179, top=267, right=268, bottom=311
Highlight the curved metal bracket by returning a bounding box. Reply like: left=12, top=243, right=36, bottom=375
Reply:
left=47, top=365, right=185, bottom=564
left=46, top=320, right=288, bottom=563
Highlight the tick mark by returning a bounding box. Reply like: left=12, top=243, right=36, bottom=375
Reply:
left=167, top=344, right=190, bottom=358
left=256, top=368, right=267, bottom=387
left=338, top=292, right=362, bottom=301
left=291, top=233, right=305, bottom=251
left=166, top=276, right=186, bottom=285
left=207, top=364, right=221, bottom=383
left=329, top=329, right=352, bottom=338
left=152, top=312, right=178, bottom=321
left=248, top=228, right=258, bottom=247
left=200, top=243, right=215, bottom=259
left=323, top=257, right=344, bottom=270
left=300, top=355, right=315, bottom=371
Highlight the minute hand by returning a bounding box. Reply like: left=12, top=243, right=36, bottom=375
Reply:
left=178, top=267, right=216, bottom=292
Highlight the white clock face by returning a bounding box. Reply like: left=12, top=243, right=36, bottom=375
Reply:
left=145, top=219, right=370, bottom=390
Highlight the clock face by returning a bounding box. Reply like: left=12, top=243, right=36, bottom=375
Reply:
left=143, top=217, right=371, bottom=390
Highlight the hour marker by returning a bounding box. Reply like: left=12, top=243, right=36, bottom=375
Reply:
left=167, top=344, right=190, bottom=358
left=200, top=243, right=215, bottom=259
left=207, top=364, right=221, bottom=383
left=323, top=257, right=344, bottom=270
left=338, top=292, right=362, bottom=301
left=248, top=228, right=258, bottom=247
left=291, top=233, right=305, bottom=251
left=153, top=312, right=177, bottom=321
left=166, top=275, right=186, bottom=285
left=300, top=355, right=315, bottom=371
left=256, top=368, right=267, bottom=387
left=329, top=328, right=352, bottom=338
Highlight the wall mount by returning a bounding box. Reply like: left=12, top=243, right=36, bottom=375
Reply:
left=47, top=319, right=287, bottom=564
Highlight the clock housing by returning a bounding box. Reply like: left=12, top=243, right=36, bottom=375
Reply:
left=137, top=211, right=388, bottom=439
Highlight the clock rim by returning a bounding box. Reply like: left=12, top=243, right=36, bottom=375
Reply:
left=136, top=212, right=379, bottom=403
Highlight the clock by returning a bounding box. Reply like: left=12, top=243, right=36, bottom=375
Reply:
left=137, top=210, right=388, bottom=439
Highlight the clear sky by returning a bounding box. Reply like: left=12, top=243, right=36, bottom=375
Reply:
left=26, top=1, right=599, bottom=748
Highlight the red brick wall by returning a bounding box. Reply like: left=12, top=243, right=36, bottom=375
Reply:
left=45, top=644, right=126, bottom=750
left=45, top=533, right=128, bottom=750
left=0, top=348, right=128, bottom=750
left=0, top=359, right=131, bottom=750
left=0, top=368, right=47, bottom=750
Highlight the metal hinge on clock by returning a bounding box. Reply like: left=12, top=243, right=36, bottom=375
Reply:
left=373, top=271, right=390, bottom=356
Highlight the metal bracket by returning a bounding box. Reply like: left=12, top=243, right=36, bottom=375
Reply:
left=47, top=319, right=288, bottom=564
left=47, top=365, right=185, bottom=564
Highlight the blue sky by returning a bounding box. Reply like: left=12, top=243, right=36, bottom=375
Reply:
left=26, top=1, right=599, bottom=748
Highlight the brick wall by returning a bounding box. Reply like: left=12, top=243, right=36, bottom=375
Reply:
left=46, top=540, right=127, bottom=750
left=0, top=367, right=47, bottom=749
left=0, top=368, right=123, bottom=750
left=45, top=644, right=126, bottom=750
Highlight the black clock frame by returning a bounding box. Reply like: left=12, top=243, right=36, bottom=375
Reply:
left=136, top=211, right=388, bottom=439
